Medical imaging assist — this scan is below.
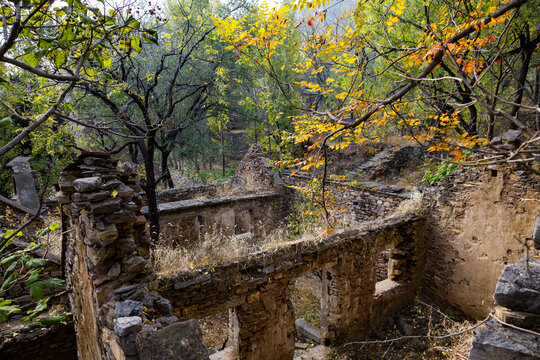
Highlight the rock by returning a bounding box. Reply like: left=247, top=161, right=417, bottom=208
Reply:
left=295, top=318, right=321, bottom=344
left=469, top=320, right=539, bottom=359
left=293, top=345, right=328, bottom=360
left=114, top=316, right=142, bottom=337
left=501, top=129, right=523, bottom=143
left=107, top=263, right=121, bottom=277
left=155, top=316, right=178, bottom=328
left=493, top=255, right=540, bottom=314
left=153, top=297, right=172, bottom=315
left=116, top=300, right=143, bottom=318
left=534, top=216, right=540, bottom=251
left=73, top=176, right=103, bottom=193
left=89, top=198, right=122, bottom=215
left=126, top=256, right=147, bottom=273
left=136, top=319, right=209, bottom=360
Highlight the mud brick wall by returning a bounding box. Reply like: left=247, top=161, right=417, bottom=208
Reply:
left=152, top=192, right=284, bottom=243
left=424, top=165, right=540, bottom=318
left=158, top=215, right=427, bottom=358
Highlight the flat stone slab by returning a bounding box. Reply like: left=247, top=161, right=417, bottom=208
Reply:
left=295, top=318, right=322, bottom=344
left=136, top=319, right=209, bottom=360
left=294, top=345, right=329, bottom=360
left=469, top=320, right=540, bottom=359
left=494, top=255, right=540, bottom=314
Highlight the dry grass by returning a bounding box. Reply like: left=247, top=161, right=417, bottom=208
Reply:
left=328, top=297, right=479, bottom=360
left=152, top=218, right=338, bottom=277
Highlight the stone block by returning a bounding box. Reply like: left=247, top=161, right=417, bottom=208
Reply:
left=469, top=320, right=539, bottom=359
left=494, top=255, right=540, bottom=314
left=155, top=316, right=178, bottom=328
left=116, top=300, right=143, bottom=318
left=73, top=176, right=103, bottom=193
left=295, top=318, right=322, bottom=344
left=114, top=316, right=142, bottom=337
left=89, top=198, right=122, bottom=215
left=136, top=319, right=209, bottom=360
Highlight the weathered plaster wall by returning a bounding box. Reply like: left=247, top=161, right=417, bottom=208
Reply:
left=424, top=166, right=540, bottom=318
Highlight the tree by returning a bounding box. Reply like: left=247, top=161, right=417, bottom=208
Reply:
left=70, top=0, right=244, bottom=243
left=214, top=0, right=538, bottom=189
left=0, top=0, right=158, bottom=157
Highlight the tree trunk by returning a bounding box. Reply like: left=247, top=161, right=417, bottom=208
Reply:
left=141, top=136, right=160, bottom=245
left=160, top=149, right=174, bottom=189
left=221, top=116, right=226, bottom=177
left=510, top=31, right=533, bottom=128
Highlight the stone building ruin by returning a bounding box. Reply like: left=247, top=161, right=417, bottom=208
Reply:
left=1, top=146, right=538, bottom=360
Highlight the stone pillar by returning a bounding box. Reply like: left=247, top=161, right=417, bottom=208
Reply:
left=230, top=283, right=295, bottom=360
left=58, top=153, right=207, bottom=360
left=6, top=156, right=40, bottom=212
left=320, top=248, right=375, bottom=345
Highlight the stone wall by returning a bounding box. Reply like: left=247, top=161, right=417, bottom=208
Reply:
left=343, top=183, right=408, bottom=221
left=149, top=192, right=284, bottom=242
left=158, top=215, right=427, bottom=356
left=50, top=151, right=428, bottom=360
left=423, top=165, right=540, bottom=318
left=0, top=322, right=77, bottom=360
left=284, top=174, right=407, bottom=222
left=151, top=145, right=288, bottom=243
left=57, top=152, right=206, bottom=360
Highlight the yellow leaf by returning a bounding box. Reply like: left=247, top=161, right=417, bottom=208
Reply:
left=111, top=189, right=118, bottom=198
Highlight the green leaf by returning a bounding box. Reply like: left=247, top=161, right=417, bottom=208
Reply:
left=0, top=117, right=12, bottom=129
left=0, top=254, right=18, bottom=266
left=54, top=51, right=67, bottom=68
left=24, top=269, right=42, bottom=286
left=24, top=258, right=51, bottom=268
left=44, top=278, right=65, bottom=291
left=30, top=282, right=45, bottom=301
left=103, top=57, right=112, bottom=68
left=0, top=301, right=21, bottom=322
left=130, top=37, right=142, bottom=53
left=48, top=223, right=59, bottom=231
left=5, top=260, right=19, bottom=276
left=39, top=313, right=68, bottom=326
left=1, top=272, right=18, bottom=291
left=23, top=53, right=38, bottom=67
left=80, top=14, right=97, bottom=25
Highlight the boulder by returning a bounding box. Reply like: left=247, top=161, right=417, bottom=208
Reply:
left=493, top=255, right=540, bottom=314
left=469, top=320, right=539, bottom=359
left=136, top=319, right=209, bottom=360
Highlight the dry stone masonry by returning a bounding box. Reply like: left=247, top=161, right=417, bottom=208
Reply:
left=469, top=255, right=540, bottom=359
left=158, top=216, right=427, bottom=358
left=46, top=150, right=427, bottom=360
left=57, top=152, right=208, bottom=360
